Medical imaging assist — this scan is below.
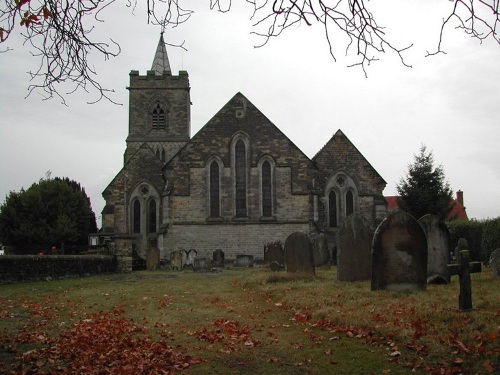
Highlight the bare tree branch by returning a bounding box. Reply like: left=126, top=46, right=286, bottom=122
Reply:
left=1, top=1, right=499, bottom=103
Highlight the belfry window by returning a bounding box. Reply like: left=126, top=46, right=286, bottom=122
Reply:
left=235, top=140, right=247, bottom=217
left=152, top=103, right=166, bottom=130
left=329, top=191, right=337, bottom=228
left=262, top=161, right=272, bottom=217
left=209, top=161, right=220, bottom=217
left=133, top=200, right=141, bottom=233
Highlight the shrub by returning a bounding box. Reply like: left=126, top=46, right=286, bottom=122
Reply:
left=480, top=217, right=500, bottom=264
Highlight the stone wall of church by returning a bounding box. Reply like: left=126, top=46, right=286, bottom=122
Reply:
left=162, top=222, right=310, bottom=261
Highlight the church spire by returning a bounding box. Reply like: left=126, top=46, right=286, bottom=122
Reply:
left=151, top=32, right=171, bottom=75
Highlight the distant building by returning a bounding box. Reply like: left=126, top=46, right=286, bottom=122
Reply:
left=100, top=34, right=387, bottom=262
left=384, top=190, right=468, bottom=221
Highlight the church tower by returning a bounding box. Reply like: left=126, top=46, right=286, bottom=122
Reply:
left=124, top=33, right=191, bottom=165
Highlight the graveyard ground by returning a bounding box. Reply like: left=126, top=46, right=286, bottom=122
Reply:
left=0, top=267, right=498, bottom=374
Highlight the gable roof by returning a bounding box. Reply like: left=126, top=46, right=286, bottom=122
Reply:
left=163, top=92, right=314, bottom=195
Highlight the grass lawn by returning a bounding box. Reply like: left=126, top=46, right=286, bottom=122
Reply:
left=0, top=267, right=498, bottom=374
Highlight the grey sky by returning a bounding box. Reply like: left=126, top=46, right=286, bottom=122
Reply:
left=1, top=1, right=499, bottom=222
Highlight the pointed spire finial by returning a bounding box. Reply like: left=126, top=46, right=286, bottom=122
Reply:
left=151, top=32, right=171, bottom=75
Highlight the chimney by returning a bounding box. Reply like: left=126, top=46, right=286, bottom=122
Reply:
left=456, top=190, right=464, bottom=205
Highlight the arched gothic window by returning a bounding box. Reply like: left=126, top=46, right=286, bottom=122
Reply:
left=210, top=161, right=220, bottom=217
left=262, top=160, right=272, bottom=217
left=161, top=149, right=166, bottom=163
left=133, top=200, right=141, bottom=233
left=328, top=191, right=338, bottom=228
left=235, top=140, right=247, bottom=217
left=148, top=199, right=157, bottom=233
left=152, top=103, right=166, bottom=130
left=346, top=190, right=354, bottom=217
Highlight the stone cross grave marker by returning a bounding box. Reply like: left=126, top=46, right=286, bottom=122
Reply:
left=447, top=250, right=482, bottom=311
left=336, top=213, right=372, bottom=281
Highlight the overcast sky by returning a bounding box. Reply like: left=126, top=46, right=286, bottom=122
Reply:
left=1, top=1, right=499, bottom=223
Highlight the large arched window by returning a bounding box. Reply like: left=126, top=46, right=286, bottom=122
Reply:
left=148, top=199, right=157, bottom=233
left=262, top=160, right=272, bottom=217
left=133, top=200, right=141, bottom=233
left=235, top=140, right=247, bottom=217
left=328, top=191, right=338, bottom=228
left=152, top=103, right=166, bottom=130
left=210, top=161, right=220, bottom=217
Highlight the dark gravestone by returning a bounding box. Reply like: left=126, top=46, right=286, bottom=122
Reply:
left=312, top=233, right=330, bottom=267
left=371, top=210, right=427, bottom=291
left=337, top=213, right=372, bottom=281
left=284, top=232, right=315, bottom=275
left=489, top=249, right=500, bottom=278
left=236, top=254, right=254, bottom=267
left=448, top=250, right=482, bottom=311
left=264, top=241, right=284, bottom=266
left=193, top=257, right=210, bottom=272
left=170, top=251, right=182, bottom=271
left=418, top=214, right=451, bottom=284
left=146, top=247, right=160, bottom=271
left=270, top=261, right=285, bottom=271
left=212, top=249, right=225, bottom=268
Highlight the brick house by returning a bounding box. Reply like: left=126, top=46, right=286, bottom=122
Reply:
left=101, top=35, right=387, bottom=262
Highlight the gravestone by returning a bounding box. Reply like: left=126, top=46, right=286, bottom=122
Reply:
left=212, top=249, right=225, bottom=268
left=312, top=233, right=330, bottom=267
left=193, top=257, right=210, bottom=272
left=336, top=213, right=372, bottom=281
left=448, top=250, right=482, bottom=311
left=170, top=251, right=182, bottom=271
left=264, top=241, right=284, bottom=266
left=418, top=214, right=451, bottom=284
left=236, top=254, right=254, bottom=267
left=284, top=232, right=315, bottom=275
left=371, top=210, right=427, bottom=291
left=489, top=249, right=500, bottom=278
left=146, top=247, right=160, bottom=271
left=454, top=238, right=469, bottom=263
left=270, top=261, right=285, bottom=271
left=183, top=249, right=197, bottom=269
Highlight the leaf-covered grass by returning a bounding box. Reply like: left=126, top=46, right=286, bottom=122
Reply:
left=0, top=267, right=498, bottom=374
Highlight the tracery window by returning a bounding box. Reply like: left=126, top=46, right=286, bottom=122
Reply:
left=235, top=140, right=247, bottom=217
left=148, top=199, right=157, bottom=233
left=328, top=191, right=338, bottom=228
left=133, top=200, right=141, bottom=233
left=210, top=161, right=220, bottom=217
left=152, top=103, right=166, bottom=130
left=262, top=160, right=272, bottom=217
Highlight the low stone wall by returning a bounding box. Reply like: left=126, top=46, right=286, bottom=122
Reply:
left=0, top=255, right=117, bottom=283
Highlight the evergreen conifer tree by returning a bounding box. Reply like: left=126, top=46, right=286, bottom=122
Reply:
left=396, top=145, right=453, bottom=221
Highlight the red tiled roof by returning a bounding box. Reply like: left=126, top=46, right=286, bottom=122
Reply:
left=384, top=195, right=468, bottom=221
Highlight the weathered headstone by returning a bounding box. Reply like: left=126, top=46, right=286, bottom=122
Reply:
left=337, top=213, right=372, bottom=281
left=146, top=247, right=160, bottom=271
left=284, top=232, right=315, bottom=275
left=235, top=254, right=254, bottom=267
left=489, top=249, right=500, bottom=278
left=264, top=241, right=284, bottom=266
left=113, top=236, right=134, bottom=273
left=454, top=238, right=469, bottom=263
left=371, top=210, right=427, bottom=291
left=212, top=249, right=225, bottom=268
left=418, top=214, right=451, bottom=284
left=193, top=257, right=210, bottom=272
left=270, top=261, right=285, bottom=271
left=312, top=233, right=330, bottom=267
left=170, top=251, right=182, bottom=271
left=448, top=250, right=482, bottom=311
left=183, top=249, right=197, bottom=269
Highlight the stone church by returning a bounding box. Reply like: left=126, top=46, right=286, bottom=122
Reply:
left=101, top=34, right=387, bottom=263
